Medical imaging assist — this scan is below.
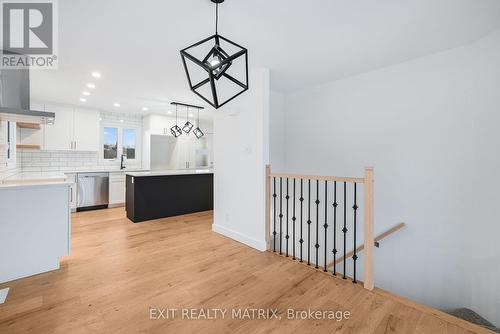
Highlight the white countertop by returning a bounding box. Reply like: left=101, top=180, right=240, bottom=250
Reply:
left=1, top=172, right=68, bottom=186
left=61, top=168, right=149, bottom=174
left=0, top=168, right=150, bottom=187
left=0, top=181, right=72, bottom=190
left=126, top=169, right=213, bottom=177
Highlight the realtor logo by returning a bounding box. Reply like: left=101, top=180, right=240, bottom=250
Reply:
left=1, top=0, right=58, bottom=68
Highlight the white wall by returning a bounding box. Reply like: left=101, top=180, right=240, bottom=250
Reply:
left=270, top=91, right=286, bottom=171
left=281, top=30, right=500, bottom=325
left=213, top=68, right=270, bottom=251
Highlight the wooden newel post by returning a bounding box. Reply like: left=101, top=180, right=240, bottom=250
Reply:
left=364, top=167, right=375, bottom=290
left=265, top=164, right=271, bottom=250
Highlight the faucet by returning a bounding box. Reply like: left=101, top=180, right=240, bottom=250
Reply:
left=120, top=154, right=127, bottom=170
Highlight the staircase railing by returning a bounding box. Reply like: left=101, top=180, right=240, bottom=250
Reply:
left=265, top=165, right=375, bottom=290
left=326, top=222, right=405, bottom=270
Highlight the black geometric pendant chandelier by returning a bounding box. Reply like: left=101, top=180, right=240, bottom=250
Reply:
left=170, top=102, right=204, bottom=139
left=180, top=0, right=249, bottom=109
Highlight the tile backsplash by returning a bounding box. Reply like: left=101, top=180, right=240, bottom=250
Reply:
left=19, top=150, right=99, bottom=171
left=17, top=149, right=142, bottom=172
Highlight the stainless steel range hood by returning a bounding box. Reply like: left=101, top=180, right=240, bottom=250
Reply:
left=0, top=66, right=55, bottom=124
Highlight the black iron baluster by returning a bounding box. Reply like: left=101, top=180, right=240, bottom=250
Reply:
left=273, top=177, right=277, bottom=253
left=343, top=182, right=347, bottom=279
left=315, top=180, right=320, bottom=269
left=292, top=179, right=296, bottom=260
left=324, top=181, right=328, bottom=272
left=279, top=177, right=283, bottom=255
left=332, top=181, right=338, bottom=275
left=299, top=179, right=304, bottom=262
left=307, top=179, right=311, bottom=266
left=286, top=178, right=290, bottom=257
left=352, top=183, right=358, bottom=283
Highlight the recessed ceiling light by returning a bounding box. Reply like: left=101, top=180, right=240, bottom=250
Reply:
left=82, top=91, right=91, bottom=96
left=99, top=117, right=102, bottom=121
left=167, top=111, right=173, bottom=114
left=87, top=83, right=96, bottom=89
left=113, top=103, right=120, bottom=107
left=142, top=107, right=149, bottom=111
left=80, top=98, right=87, bottom=102
left=91, top=72, right=102, bottom=78
left=119, top=119, right=124, bottom=123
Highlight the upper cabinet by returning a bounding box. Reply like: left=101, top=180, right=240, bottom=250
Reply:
left=73, top=108, right=100, bottom=151
left=42, top=104, right=99, bottom=151
left=44, top=105, right=73, bottom=150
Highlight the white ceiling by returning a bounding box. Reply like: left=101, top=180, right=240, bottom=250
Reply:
left=31, top=0, right=500, bottom=114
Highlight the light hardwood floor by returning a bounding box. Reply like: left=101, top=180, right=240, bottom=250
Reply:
left=0, top=208, right=492, bottom=333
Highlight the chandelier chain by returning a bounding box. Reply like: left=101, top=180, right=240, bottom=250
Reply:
left=215, top=3, right=219, bottom=34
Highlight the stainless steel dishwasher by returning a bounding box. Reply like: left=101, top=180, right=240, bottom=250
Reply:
left=77, top=173, right=109, bottom=211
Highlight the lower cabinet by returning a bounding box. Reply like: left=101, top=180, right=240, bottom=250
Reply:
left=66, top=173, right=77, bottom=211
left=109, top=172, right=126, bottom=207
left=66, top=172, right=126, bottom=210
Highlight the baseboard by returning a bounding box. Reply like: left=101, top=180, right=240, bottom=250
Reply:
left=212, top=224, right=267, bottom=252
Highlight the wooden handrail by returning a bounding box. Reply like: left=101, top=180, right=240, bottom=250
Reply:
left=327, top=222, right=406, bottom=269
left=268, top=172, right=364, bottom=184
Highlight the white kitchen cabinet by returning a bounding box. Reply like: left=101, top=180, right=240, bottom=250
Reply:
left=169, top=137, right=196, bottom=169
left=65, top=173, right=77, bottom=211
left=147, top=114, right=174, bottom=135
left=109, top=172, right=126, bottom=207
left=43, top=104, right=99, bottom=151
left=73, top=108, right=99, bottom=151
left=44, top=105, right=74, bottom=150
left=0, top=183, right=71, bottom=283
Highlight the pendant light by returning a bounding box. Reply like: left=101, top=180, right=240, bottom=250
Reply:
left=182, top=106, right=194, bottom=134
left=193, top=107, right=204, bottom=139
left=170, top=105, right=182, bottom=138
left=180, top=0, right=248, bottom=109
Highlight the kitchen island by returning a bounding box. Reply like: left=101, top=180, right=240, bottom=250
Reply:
left=0, top=177, right=71, bottom=283
left=125, top=170, right=213, bottom=223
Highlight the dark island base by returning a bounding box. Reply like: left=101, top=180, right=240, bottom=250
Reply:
left=126, top=173, right=214, bottom=223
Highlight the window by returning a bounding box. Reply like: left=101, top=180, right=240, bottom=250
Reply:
left=123, top=128, right=136, bottom=159
left=103, top=127, right=118, bottom=159
left=101, top=123, right=140, bottom=163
